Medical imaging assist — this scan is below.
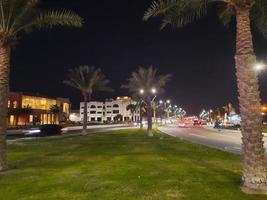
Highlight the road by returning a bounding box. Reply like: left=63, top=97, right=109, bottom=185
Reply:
left=7, top=124, right=136, bottom=140
left=159, top=125, right=267, bottom=155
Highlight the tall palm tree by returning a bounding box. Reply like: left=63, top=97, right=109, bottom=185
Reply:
left=123, top=66, right=171, bottom=136
left=64, top=66, right=113, bottom=134
left=144, top=0, right=267, bottom=194
left=0, top=0, right=82, bottom=172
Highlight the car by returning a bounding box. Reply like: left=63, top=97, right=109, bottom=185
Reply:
left=214, top=121, right=223, bottom=129
left=193, top=120, right=202, bottom=126
left=24, top=125, right=64, bottom=137
left=177, top=121, right=189, bottom=128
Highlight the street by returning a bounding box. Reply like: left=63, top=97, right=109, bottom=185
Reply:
left=159, top=125, right=267, bottom=155
left=6, top=124, right=136, bottom=140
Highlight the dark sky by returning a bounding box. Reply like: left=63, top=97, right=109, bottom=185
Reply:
left=10, top=0, right=267, bottom=115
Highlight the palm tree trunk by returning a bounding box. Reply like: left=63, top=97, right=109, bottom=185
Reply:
left=146, top=97, right=153, bottom=137
left=140, top=106, right=143, bottom=129
left=82, top=94, right=88, bottom=134
left=235, top=8, right=267, bottom=194
left=0, top=46, right=10, bottom=171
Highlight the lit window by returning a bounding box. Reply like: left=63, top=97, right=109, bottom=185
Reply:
left=13, top=101, right=17, bottom=108
left=63, top=103, right=69, bottom=113
left=10, top=115, right=14, bottom=125
left=29, top=115, right=33, bottom=123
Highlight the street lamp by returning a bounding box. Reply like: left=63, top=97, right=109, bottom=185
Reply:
left=140, top=89, right=144, bottom=94
left=151, top=88, right=156, bottom=94
left=254, top=62, right=266, bottom=72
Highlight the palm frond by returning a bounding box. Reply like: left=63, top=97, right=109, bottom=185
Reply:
left=15, top=9, right=82, bottom=33
left=64, top=65, right=113, bottom=96
left=252, top=0, right=267, bottom=38
left=0, top=0, right=82, bottom=44
left=144, top=0, right=225, bottom=29
left=123, top=66, right=171, bottom=96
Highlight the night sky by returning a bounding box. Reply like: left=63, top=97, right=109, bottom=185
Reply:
left=10, top=0, right=267, bottom=115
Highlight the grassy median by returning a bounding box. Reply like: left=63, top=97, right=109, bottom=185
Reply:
left=0, top=129, right=266, bottom=200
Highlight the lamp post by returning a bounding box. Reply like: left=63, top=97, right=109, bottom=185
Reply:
left=139, top=88, right=157, bottom=137
left=159, top=99, right=171, bottom=119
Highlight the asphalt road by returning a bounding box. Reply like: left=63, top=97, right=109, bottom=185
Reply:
left=159, top=125, right=267, bottom=155
left=7, top=124, right=136, bottom=141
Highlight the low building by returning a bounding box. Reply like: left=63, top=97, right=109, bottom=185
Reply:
left=80, top=96, right=140, bottom=123
left=8, top=92, right=70, bottom=126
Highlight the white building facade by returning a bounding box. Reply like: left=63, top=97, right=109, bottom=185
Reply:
left=80, top=96, right=140, bottom=122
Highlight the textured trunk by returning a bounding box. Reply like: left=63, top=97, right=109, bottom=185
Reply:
left=146, top=97, right=153, bottom=137
left=82, top=94, right=88, bottom=134
left=140, top=106, right=143, bottom=129
left=0, top=46, right=10, bottom=171
left=235, top=8, right=267, bottom=194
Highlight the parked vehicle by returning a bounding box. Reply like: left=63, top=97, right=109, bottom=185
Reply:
left=214, top=121, right=223, bottom=129
left=24, top=125, right=64, bottom=137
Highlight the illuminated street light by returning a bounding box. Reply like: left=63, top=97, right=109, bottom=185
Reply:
left=140, top=89, right=144, bottom=94
left=166, top=100, right=170, bottom=104
left=151, top=88, right=156, bottom=94
left=159, top=100, right=163, bottom=104
left=254, top=62, right=266, bottom=72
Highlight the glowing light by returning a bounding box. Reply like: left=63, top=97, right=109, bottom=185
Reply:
left=151, top=88, right=156, bottom=94
left=166, top=100, right=170, bottom=104
left=140, top=89, right=144, bottom=94
left=254, top=62, right=266, bottom=72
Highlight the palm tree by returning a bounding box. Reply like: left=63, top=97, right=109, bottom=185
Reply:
left=0, top=0, right=82, bottom=172
left=64, top=66, right=113, bottom=134
left=123, top=66, right=171, bottom=136
left=126, top=104, right=137, bottom=121
left=144, top=0, right=267, bottom=194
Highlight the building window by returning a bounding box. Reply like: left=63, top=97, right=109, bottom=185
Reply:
left=13, top=101, right=17, bottom=108
left=107, top=105, right=112, bottom=108
left=90, top=111, right=96, bottom=114
left=97, top=112, right=102, bottom=114
left=107, top=117, right=111, bottom=121
left=90, top=105, right=96, bottom=109
left=97, top=106, right=102, bottom=108
left=10, top=115, right=15, bottom=125
left=91, top=117, right=95, bottom=121
left=97, top=117, right=102, bottom=122
left=63, top=103, right=69, bottom=113
left=107, top=111, right=112, bottom=114
left=113, top=104, right=119, bottom=108
left=113, top=110, right=119, bottom=114
left=29, top=115, right=33, bottom=123
left=22, top=96, right=56, bottom=110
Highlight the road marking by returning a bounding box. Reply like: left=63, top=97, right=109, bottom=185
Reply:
left=188, top=133, right=206, bottom=138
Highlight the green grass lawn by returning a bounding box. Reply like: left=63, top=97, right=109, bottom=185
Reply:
left=0, top=129, right=266, bottom=200
left=262, top=127, right=267, bottom=133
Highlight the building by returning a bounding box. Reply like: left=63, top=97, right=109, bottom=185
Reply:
left=80, top=96, right=140, bottom=123
left=8, top=92, right=70, bottom=126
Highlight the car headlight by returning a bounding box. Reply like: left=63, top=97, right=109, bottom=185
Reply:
left=29, top=129, right=41, bottom=134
